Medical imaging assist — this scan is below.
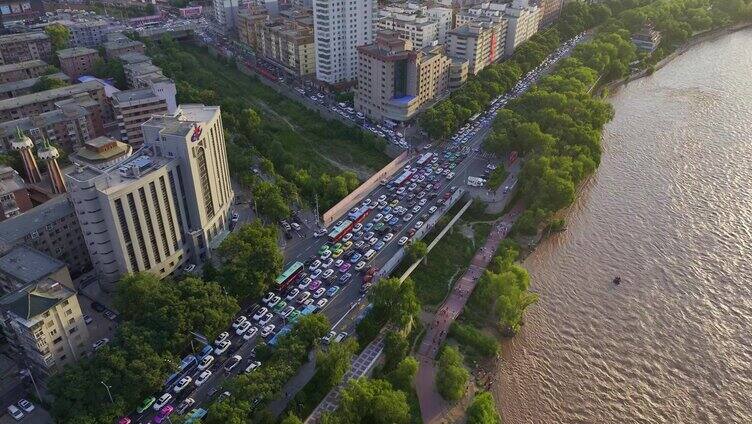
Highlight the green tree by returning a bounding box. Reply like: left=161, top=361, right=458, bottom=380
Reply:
left=31, top=76, right=69, bottom=92
left=92, top=58, right=127, bottom=88
left=317, top=338, right=358, bottom=387
left=239, top=107, right=262, bottom=137
left=436, top=346, right=469, bottom=402
left=280, top=413, right=304, bottom=424
left=368, top=278, right=420, bottom=329
left=322, top=378, right=410, bottom=424
left=383, top=332, right=409, bottom=372
left=205, top=399, right=251, bottom=424
left=466, top=392, right=501, bottom=424
left=217, top=220, right=284, bottom=299
left=253, top=181, right=291, bottom=222
left=45, top=23, right=70, bottom=51
left=406, top=239, right=428, bottom=263
left=385, top=356, right=418, bottom=393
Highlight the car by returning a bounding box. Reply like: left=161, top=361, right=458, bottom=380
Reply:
left=245, top=360, right=262, bottom=373
left=137, top=397, right=156, bottom=413
left=177, top=398, right=196, bottom=415
left=83, top=314, right=93, bottom=325
left=334, top=259, right=345, bottom=268
left=428, top=206, right=438, bottom=214
left=224, top=355, right=242, bottom=372
left=373, top=213, right=383, bottom=222
left=419, top=198, right=428, bottom=206
left=311, top=268, right=323, bottom=279
left=17, top=399, right=34, bottom=414
left=321, top=258, right=334, bottom=268
left=366, top=236, right=378, bottom=246
left=331, top=249, right=343, bottom=259
left=215, top=331, right=230, bottom=345
left=285, top=288, right=300, bottom=301
left=388, top=217, right=400, bottom=226
left=243, top=326, right=259, bottom=340
left=362, top=199, right=372, bottom=207
left=309, top=260, right=322, bottom=271
left=320, top=249, right=332, bottom=260
left=92, top=338, right=109, bottom=351
left=317, top=245, right=331, bottom=255
left=383, top=206, right=392, bottom=214
left=253, top=307, right=268, bottom=321
left=262, top=292, right=275, bottom=303
left=298, top=291, right=311, bottom=304
left=327, top=286, right=340, bottom=297
left=322, top=331, right=336, bottom=344
left=235, top=320, right=252, bottom=335
left=298, top=277, right=312, bottom=290
left=320, top=269, right=335, bottom=281
left=407, top=228, right=417, bottom=237
left=334, top=332, right=348, bottom=343
left=281, top=305, right=295, bottom=318
left=415, top=221, right=424, bottom=229
left=383, top=233, right=394, bottom=242
left=214, top=340, right=231, bottom=355
left=355, top=260, right=367, bottom=271
left=403, top=213, right=414, bottom=221
left=313, top=287, right=326, bottom=298
left=389, top=198, right=399, bottom=207
left=412, top=205, right=421, bottom=213
left=261, top=325, right=276, bottom=337
left=314, top=228, right=328, bottom=237
left=316, top=298, right=329, bottom=308
left=341, top=233, right=353, bottom=243
left=342, top=240, right=353, bottom=251
left=349, top=252, right=362, bottom=263
left=183, top=263, right=196, bottom=273
left=378, top=194, right=387, bottom=202
left=195, top=369, right=212, bottom=385
left=104, top=309, right=118, bottom=321
left=153, top=393, right=173, bottom=411
left=309, top=279, right=322, bottom=291
left=272, top=300, right=287, bottom=313
left=364, top=231, right=375, bottom=240
left=374, top=222, right=385, bottom=232
left=302, top=298, right=315, bottom=307
left=198, top=355, right=215, bottom=371
left=232, top=315, right=247, bottom=329
left=339, top=272, right=352, bottom=282
left=268, top=295, right=281, bottom=308
left=173, top=376, right=192, bottom=393
left=259, top=312, right=273, bottom=325
left=398, top=236, right=409, bottom=245
left=374, top=241, right=386, bottom=251
left=291, top=222, right=301, bottom=231
left=364, top=222, right=374, bottom=232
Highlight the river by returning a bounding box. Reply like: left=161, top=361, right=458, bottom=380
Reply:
left=494, top=29, right=752, bottom=423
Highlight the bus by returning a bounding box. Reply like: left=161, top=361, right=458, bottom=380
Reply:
left=347, top=205, right=371, bottom=223
left=275, top=261, right=305, bottom=291
left=328, top=220, right=352, bottom=242
left=392, top=169, right=415, bottom=187
left=416, top=152, right=433, bottom=166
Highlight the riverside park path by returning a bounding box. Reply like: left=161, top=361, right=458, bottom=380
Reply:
left=415, top=203, right=524, bottom=423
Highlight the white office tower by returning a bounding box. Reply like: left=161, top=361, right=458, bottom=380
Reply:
left=65, top=105, right=234, bottom=289
left=313, top=0, right=377, bottom=86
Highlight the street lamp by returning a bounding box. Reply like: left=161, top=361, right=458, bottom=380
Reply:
left=101, top=381, right=114, bottom=404
left=19, top=367, right=41, bottom=401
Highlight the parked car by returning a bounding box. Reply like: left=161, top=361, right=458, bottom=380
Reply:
left=195, top=370, right=212, bottom=385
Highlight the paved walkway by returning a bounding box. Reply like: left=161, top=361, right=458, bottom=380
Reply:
left=415, top=203, right=524, bottom=423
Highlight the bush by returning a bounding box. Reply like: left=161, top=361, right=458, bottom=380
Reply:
left=449, top=322, right=499, bottom=358
left=466, top=392, right=501, bottom=424
left=436, top=346, right=469, bottom=401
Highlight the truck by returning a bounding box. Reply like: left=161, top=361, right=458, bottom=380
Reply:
left=467, top=176, right=486, bottom=187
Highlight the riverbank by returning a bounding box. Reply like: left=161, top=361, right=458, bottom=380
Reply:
left=490, top=27, right=752, bottom=424
left=601, top=21, right=752, bottom=95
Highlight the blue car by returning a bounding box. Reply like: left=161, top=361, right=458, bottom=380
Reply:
left=382, top=206, right=392, bottom=214
left=388, top=217, right=399, bottom=226
left=326, top=286, right=340, bottom=297
left=364, top=223, right=374, bottom=232
left=374, top=241, right=385, bottom=251
left=349, top=253, right=362, bottom=263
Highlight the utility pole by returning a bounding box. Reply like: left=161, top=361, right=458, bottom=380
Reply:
left=100, top=381, right=114, bottom=404
left=314, top=193, right=321, bottom=228
left=20, top=367, right=41, bottom=402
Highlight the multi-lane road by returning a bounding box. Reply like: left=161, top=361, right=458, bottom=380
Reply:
left=125, top=30, right=587, bottom=423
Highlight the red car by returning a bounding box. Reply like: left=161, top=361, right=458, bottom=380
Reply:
left=154, top=405, right=174, bottom=424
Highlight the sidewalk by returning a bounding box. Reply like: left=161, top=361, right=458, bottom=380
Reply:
left=414, top=203, right=524, bottom=423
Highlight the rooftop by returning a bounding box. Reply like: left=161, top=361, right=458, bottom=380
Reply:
left=0, top=80, right=104, bottom=111
left=112, top=87, right=160, bottom=104
left=0, top=72, right=69, bottom=95
left=0, top=195, right=75, bottom=244
left=56, top=47, right=98, bottom=59
left=103, top=38, right=144, bottom=51
left=0, top=32, right=49, bottom=45
left=143, top=104, right=219, bottom=139
left=117, top=52, right=151, bottom=65
left=0, top=279, right=74, bottom=321
left=0, top=166, right=25, bottom=195
left=71, top=136, right=132, bottom=164
left=0, top=60, right=47, bottom=74
left=0, top=245, right=65, bottom=285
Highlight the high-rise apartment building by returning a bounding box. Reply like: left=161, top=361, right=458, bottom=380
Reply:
left=213, top=0, right=239, bottom=30
left=539, top=0, right=564, bottom=28
left=65, top=105, right=234, bottom=288
left=378, top=3, right=453, bottom=48
left=237, top=6, right=268, bottom=51
left=313, top=0, right=377, bottom=86
left=112, top=87, right=170, bottom=147
left=455, top=2, right=509, bottom=64
left=0, top=32, right=52, bottom=65
left=355, top=31, right=450, bottom=123
left=56, top=47, right=100, bottom=80
left=502, top=0, right=542, bottom=55
left=447, top=20, right=506, bottom=75
left=0, top=277, right=90, bottom=376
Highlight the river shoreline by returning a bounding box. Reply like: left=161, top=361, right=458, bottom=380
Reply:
left=488, top=24, right=752, bottom=423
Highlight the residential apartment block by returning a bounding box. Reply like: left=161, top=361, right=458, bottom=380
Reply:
left=0, top=72, right=69, bottom=100
left=103, top=33, right=145, bottom=60
left=0, top=32, right=52, bottom=65
left=0, top=80, right=108, bottom=126
left=112, top=87, right=169, bottom=147
left=313, top=0, right=377, bottom=86
left=0, top=166, right=31, bottom=222
left=377, top=3, right=453, bottom=48
left=64, top=20, right=110, bottom=48
left=0, top=94, right=104, bottom=152
left=0, top=60, right=49, bottom=84
left=539, top=0, right=565, bottom=28
left=120, top=53, right=177, bottom=113
left=448, top=21, right=505, bottom=75
left=0, top=246, right=72, bottom=293
left=255, top=8, right=316, bottom=77
left=65, top=105, right=234, bottom=288
left=213, top=0, right=238, bottom=30
left=0, top=195, right=91, bottom=278
left=0, top=277, right=90, bottom=376
left=57, top=47, right=100, bottom=80
left=502, top=0, right=542, bottom=56
left=355, top=31, right=450, bottom=123
left=237, top=6, right=269, bottom=51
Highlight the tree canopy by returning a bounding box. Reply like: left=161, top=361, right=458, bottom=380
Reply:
left=436, top=346, right=469, bottom=402
left=368, top=277, right=420, bottom=329
left=466, top=392, right=502, bottom=424
left=321, top=378, right=411, bottom=424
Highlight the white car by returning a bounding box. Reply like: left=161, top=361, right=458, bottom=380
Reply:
left=198, top=355, right=214, bottom=371
left=6, top=405, right=23, bottom=421
left=153, top=393, right=172, bottom=411
left=321, top=258, right=334, bottom=268
left=281, top=306, right=295, bottom=318
left=322, top=331, right=336, bottom=344
left=403, top=213, right=414, bottom=221
left=261, top=324, right=276, bottom=337
left=428, top=206, right=438, bottom=214
left=334, top=259, right=344, bottom=268
left=268, top=295, right=281, bottom=308
left=308, top=260, right=322, bottom=271
left=311, top=269, right=322, bottom=279
left=398, top=236, right=409, bottom=246
left=297, top=291, right=311, bottom=304
left=314, top=228, right=328, bottom=237
left=373, top=214, right=383, bottom=222
left=235, top=320, right=252, bottom=335
left=259, top=312, right=273, bottom=326
left=224, top=355, right=242, bottom=372
left=298, top=277, right=312, bottom=290
left=383, top=233, right=394, bottom=242
left=195, top=369, right=212, bottom=385
left=322, top=269, right=335, bottom=280
left=92, top=338, right=109, bottom=351
left=368, top=237, right=379, bottom=246
left=316, top=298, right=329, bottom=309
left=341, top=233, right=353, bottom=243
left=334, top=332, right=348, bottom=343
left=214, top=332, right=229, bottom=345
left=262, top=292, right=275, bottom=303
left=313, top=287, right=326, bottom=298
left=378, top=194, right=387, bottom=202
left=232, top=315, right=247, bottom=329
left=214, top=340, right=231, bottom=355
left=242, top=326, right=258, bottom=340
left=320, top=250, right=332, bottom=260
left=353, top=223, right=363, bottom=232
left=354, top=260, right=367, bottom=271
left=286, top=288, right=300, bottom=301
left=17, top=399, right=34, bottom=414
left=245, top=361, right=261, bottom=373
left=173, top=376, right=192, bottom=393
left=415, top=221, right=424, bottom=229
left=253, top=307, right=268, bottom=321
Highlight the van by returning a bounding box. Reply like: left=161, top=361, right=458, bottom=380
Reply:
left=364, top=249, right=376, bottom=262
